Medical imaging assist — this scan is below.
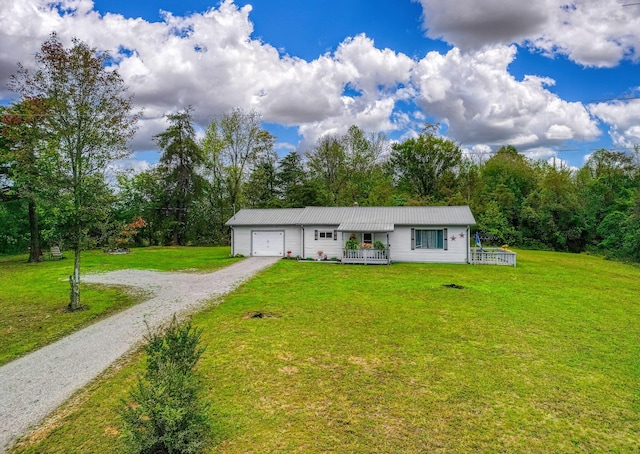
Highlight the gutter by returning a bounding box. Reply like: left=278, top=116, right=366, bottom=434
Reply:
left=301, top=225, right=305, bottom=259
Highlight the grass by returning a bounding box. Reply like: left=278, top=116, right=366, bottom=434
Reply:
left=10, top=250, right=640, bottom=452
left=0, top=246, right=237, bottom=365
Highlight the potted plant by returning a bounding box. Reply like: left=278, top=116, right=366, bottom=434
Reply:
left=373, top=240, right=386, bottom=251
left=345, top=239, right=359, bottom=250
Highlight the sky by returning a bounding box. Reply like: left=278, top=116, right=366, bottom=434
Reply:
left=1, top=0, right=640, bottom=172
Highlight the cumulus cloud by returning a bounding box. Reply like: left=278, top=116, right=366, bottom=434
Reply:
left=415, top=0, right=640, bottom=67
left=589, top=99, right=640, bottom=148
left=0, top=0, right=415, bottom=152
left=411, top=45, right=600, bottom=149
left=416, top=0, right=549, bottom=50
left=0, top=0, right=610, bottom=161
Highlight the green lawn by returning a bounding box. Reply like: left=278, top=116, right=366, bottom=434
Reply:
left=0, top=246, right=237, bottom=365
left=10, top=250, right=640, bottom=452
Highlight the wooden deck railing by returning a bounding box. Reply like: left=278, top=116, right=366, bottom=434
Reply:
left=342, top=248, right=390, bottom=265
left=470, top=248, right=516, bottom=267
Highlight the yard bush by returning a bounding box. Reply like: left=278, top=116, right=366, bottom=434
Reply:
left=119, top=316, right=211, bottom=454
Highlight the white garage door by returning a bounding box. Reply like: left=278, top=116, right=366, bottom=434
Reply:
left=252, top=231, right=284, bottom=257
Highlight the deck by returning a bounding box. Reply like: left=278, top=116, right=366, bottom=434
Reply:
left=342, top=249, right=390, bottom=265
left=470, top=248, right=516, bottom=267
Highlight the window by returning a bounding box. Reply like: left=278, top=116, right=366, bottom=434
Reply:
left=362, top=233, right=373, bottom=244
left=315, top=230, right=337, bottom=240
left=412, top=228, right=448, bottom=250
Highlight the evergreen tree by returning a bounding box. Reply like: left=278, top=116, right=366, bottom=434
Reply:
left=155, top=107, right=205, bottom=245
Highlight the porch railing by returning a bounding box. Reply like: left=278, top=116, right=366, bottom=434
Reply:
left=470, top=247, right=516, bottom=267
left=342, top=248, right=390, bottom=265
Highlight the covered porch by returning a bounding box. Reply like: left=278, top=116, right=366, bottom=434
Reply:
left=338, top=222, right=392, bottom=265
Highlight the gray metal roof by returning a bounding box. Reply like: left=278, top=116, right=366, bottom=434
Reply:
left=226, top=206, right=475, bottom=227
left=337, top=222, right=395, bottom=232
left=225, top=208, right=305, bottom=226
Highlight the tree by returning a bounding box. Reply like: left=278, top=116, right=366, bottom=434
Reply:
left=521, top=164, right=585, bottom=251
left=479, top=145, right=537, bottom=235
left=114, top=168, right=166, bottom=246
left=276, top=151, right=317, bottom=207
left=0, top=99, right=53, bottom=262
left=155, top=107, right=205, bottom=245
left=9, top=33, right=141, bottom=310
left=341, top=126, right=391, bottom=206
left=120, top=317, right=211, bottom=453
left=388, top=124, right=462, bottom=203
left=305, top=134, right=347, bottom=205
left=576, top=149, right=639, bottom=251
left=202, top=107, right=273, bottom=218
left=245, top=150, right=280, bottom=208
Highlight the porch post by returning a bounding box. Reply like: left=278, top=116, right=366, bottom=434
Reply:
left=386, top=232, right=390, bottom=264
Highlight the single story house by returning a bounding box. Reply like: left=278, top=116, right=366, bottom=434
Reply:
left=225, top=206, right=476, bottom=264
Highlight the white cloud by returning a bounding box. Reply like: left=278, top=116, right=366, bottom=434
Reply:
left=0, top=0, right=612, bottom=159
left=275, top=141, right=296, bottom=154
left=523, top=147, right=557, bottom=161
left=0, top=0, right=415, bottom=151
left=589, top=99, right=640, bottom=148
left=462, top=143, right=492, bottom=165
left=416, top=0, right=550, bottom=50
left=411, top=45, right=600, bottom=150
left=415, top=0, right=640, bottom=67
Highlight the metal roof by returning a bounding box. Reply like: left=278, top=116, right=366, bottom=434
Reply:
left=226, top=206, right=475, bottom=227
left=298, top=206, right=475, bottom=226
left=337, top=223, right=395, bottom=232
left=225, top=208, right=305, bottom=226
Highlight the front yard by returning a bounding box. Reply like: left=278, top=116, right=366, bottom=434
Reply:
left=0, top=247, right=238, bottom=365
left=11, top=250, right=640, bottom=452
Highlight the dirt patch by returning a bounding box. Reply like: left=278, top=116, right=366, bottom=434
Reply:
left=243, top=311, right=281, bottom=319
left=443, top=284, right=465, bottom=289
left=278, top=365, right=299, bottom=374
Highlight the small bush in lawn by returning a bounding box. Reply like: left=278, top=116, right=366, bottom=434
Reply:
left=120, top=316, right=211, bottom=453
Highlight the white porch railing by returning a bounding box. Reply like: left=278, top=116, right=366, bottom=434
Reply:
left=342, top=248, right=390, bottom=265
left=470, top=248, right=516, bottom=267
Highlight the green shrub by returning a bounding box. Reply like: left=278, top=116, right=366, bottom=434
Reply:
left=120, top=316, right=211, bottom=453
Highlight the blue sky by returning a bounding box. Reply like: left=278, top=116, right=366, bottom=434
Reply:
left=2, top=0, right=640, bottom=171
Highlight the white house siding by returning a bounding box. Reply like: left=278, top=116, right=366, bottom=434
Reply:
left=231, top=226, right=301, bottom=257
left=389, top=226, right=470, bottom=263
left=303, top=226, right=343, bottom=259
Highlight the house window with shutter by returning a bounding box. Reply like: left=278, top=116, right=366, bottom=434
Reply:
left=317, top=230, right=334, bottom=240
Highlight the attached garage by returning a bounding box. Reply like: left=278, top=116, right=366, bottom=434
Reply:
left=252, top=230, right=284, bottom=257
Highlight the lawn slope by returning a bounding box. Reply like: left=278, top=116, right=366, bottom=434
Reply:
left=11, top=250, right=640, bottom=452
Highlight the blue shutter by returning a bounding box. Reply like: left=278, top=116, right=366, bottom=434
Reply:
left=411, top=228, right=415, bottom=250
left=315, top=230, right=318, bottom=240
left=444, top=228, right=448, bottom=250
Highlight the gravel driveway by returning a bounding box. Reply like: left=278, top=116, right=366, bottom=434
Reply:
left=0, top=257, right=279, bottom=452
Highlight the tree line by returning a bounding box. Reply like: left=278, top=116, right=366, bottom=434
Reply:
left=2, top=35, right=640, bottom=273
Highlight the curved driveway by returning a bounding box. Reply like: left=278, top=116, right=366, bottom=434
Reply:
left=0, top=257, right=279, bottom=452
